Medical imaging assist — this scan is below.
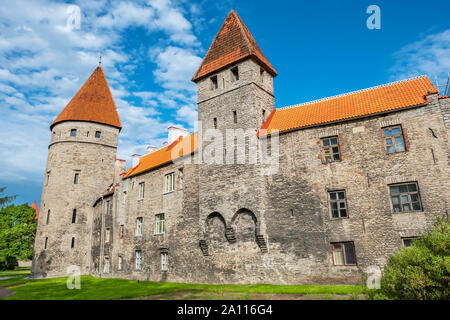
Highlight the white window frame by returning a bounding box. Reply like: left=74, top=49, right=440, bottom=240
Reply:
left=136, top=217, right=143, bottom=237
left=155, top=213, right=165, bottom=235
left=138, top=182, right=145, bottom=200
left=161, top=252, right=168, bottom=272
left=164, top=172, right=175, bottom=194
left=118, top=256, right=123, bottom=271
left=135, top=250, right=142, bottom=271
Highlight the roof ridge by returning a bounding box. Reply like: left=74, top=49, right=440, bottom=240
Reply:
left=279, top=75, right=431, bottom=110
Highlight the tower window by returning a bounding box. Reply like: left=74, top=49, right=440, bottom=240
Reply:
left=155, top=213, right=165, bottom=235
left=71, top=129, right=77, bottom=137
left=105, top=228, right=111, bottom=243
left=328, top=190, right=348, bottom=219
left=161, top=252, right=168, bottom=272
left=74, top=173, right=79, bottom=184
left=103, top=256, right=110, bottom=273
left=138, top=182, right=145, bottom=200
left=72, top=209, right=76, bottom=223
left=383, top=125, right=406, bottom=153
left=44, top=237, right=48, bottom=249
left=164, top=172, right=174, bottom=193
left=119, top=225, right=124, bottom=239
left=231, top=67, right=239, bottom=81
left=262, top=109, right=266, bottom=122
left=213, top=117, right=217, bottom=129
left=321, top=136, right=341, bottom=162
left=260, top=68, right=265, bottom=82
left=118, top=256, right=123, bottom=271
left=135, top=250, right=142, bottom=271
left=46, top=209, right=50, bottom=225
left=178, top=168, right=183, bottom=190
left=233, top=111, right=237, bottom=124
left=71, top=237, right=75, bottom=249
left=210, top=76, right=218, bottom=90
left=136, top=217, right=143, bottom=236
left=331, top=242, right=356, bottom=266
left=95, top=131, right=101, bottom=139
left=389, top=182, right=422, bottom=212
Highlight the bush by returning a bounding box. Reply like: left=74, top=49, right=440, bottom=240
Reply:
left=377, top=217, right=449, bottom=300
left=0, top=256, right=18, bottom=271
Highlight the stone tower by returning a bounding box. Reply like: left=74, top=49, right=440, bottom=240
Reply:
left=31, top=66, right=121, bottom=278
left=193, top=11, right=277, bottom=260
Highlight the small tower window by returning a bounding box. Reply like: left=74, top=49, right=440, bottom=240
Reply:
left=118, top=256, right=123, bottom=271
left=161, top=252, right=168, bottom=272
left=262, top=109, right=266, bottom=122
left=210, top=76, right=218, bottom=90
left=71, top=129, right=77, bottom=137
left=95, top=131, right=101, bottom=139
left=260, top=68, right=265, bottom=82
left=46, top=209, right=50, bottom=225
left=231, top=67, right=239, bottom=81
left=213, top=117, right=217, bottom=129
left=44, top=237, right=48, bottom=249
left=72, top=209, right=77, bottom=223
left=71, top=237, right=75, bottom=249
left=233, top=111, right=237, bottom=124
left=74, top=173, right=79, bottom=184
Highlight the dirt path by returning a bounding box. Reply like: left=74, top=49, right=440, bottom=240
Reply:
left=0, top=288, right=15, bottom=298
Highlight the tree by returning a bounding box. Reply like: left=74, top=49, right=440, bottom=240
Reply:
left=377, top=217, right=449, bottom=300
left=0, top=188, right=37, bottom=270
left=0, top=187, right=15, bottom=209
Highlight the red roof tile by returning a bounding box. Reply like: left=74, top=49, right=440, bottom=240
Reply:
left=258, top=76, right=438, bottom=136
left=123, top=133, right=198, bottom=179
left=192, top=10, right=276, bottom=82
left=51, top=66, right=121, bottom=130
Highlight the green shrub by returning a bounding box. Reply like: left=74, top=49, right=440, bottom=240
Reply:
left=377, top=217, right=449, bottom=300
left=0, top=256, right=18, bottom=271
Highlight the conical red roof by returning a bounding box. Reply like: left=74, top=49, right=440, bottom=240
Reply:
left=192, top=10, right=277, bottom=82
left=51, top=66, right=121, bottom=130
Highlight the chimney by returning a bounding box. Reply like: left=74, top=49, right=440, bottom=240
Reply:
left=146, top=146, right=157, bottom=154
left=132, top=154, right=141, bottom=168
left=168, top=126, right=189, bottom=145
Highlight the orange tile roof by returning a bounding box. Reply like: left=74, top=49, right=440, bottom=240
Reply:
left=192, top=10, right=277, bottom=82
left=258, top=76, right=438, bottom=137
left=123, top=133, right=198, bottom=179
left=31, top=201, right=39, bottom=220
left=51, top=66, right=121, bottom=130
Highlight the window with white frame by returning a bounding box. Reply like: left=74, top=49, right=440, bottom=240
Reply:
left=136, top=217, right=143, bottom=236
left=164, top=172, right=174, bottom=193
left=138, top=182, right=145, bottom=200
left=155, top=213, right=165, bottom=235
left=118, top=256, right=123, bottom=271
left=161, top=252, right=168, bottom=272
left=135, top=250, right=142, bottom=271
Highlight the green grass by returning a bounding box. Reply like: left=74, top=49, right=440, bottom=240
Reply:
left=0, top=267, right=31, bottom=288
left=1, top=268, right=364, bottom=300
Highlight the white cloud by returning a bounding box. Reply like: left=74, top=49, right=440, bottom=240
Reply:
left=390, top=29, right=450, bottom=84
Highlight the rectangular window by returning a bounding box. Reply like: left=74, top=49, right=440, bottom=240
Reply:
left=71, top=237, right=75, bottom=249
left=46, top=210, right=50, bottom=225
left=161, top=252, right=168, bottom=272
left=179, top=168, right=184, bottom=190
left=95, top=131, right=101, bottom=139
left=44, top=237, right=48, bottom=249
left=331, top=242, right=356, bottom=266
left=106, top=200, right=112, bottom=214
left=164, top=172, right=174, bottom=193
left=72, top=209, right=76, bottom=223
left=71, top=129, right=77, bottom=137
left=105, top=228, right=110, bottom=243
left=389, top=182, right=422, bottom=212
left=231, top=67, right=239, bottom=81
left=233, top=110, right=237, bottom=124
left=155, top=213, right=165, bottom=235
left=210, top=76, right=218, bottom=90
left=383, top=125, right=406, bottom=153
left=136, top=217, right=143, bottom=236
left=74, top=173, right=79, bottom=184
left=139, top=182, right=145, bottom=200
left=135, top=250, right=142, bottom=271
left=262, top=109, right=266, bottom=122
left=119, top=225, right=124, bottom=239
left=213, top=117, right=217, bottom=129
left=321, top=136, right=341, bottom=162
left=103, top=257, right=110, bottom=273
left=402, top=237, right=419, bottom=248
left=118, top=256, right=123, bottom=271
left=328, top=190, right=348, bottom=219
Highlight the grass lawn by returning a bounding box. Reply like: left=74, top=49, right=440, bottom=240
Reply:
left=0, top=267, right=31, bottom=288
left=0, top=268, right=364, bottom=300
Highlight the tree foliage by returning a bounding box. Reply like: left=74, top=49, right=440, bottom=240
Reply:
left=0, top=188, right=37, bottom=270
left=377, top=217, right=449, bottom=300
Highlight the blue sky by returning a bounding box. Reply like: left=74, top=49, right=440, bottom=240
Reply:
left=0, top=0, right=449, bottom=206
